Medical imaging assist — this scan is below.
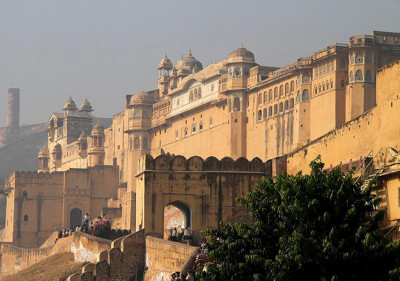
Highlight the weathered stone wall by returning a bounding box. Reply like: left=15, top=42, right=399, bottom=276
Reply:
left=145, top=236, right=198, bottom=281
left=66, top=229, right=145, bottom=281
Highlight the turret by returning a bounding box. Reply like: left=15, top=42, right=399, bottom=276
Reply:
left=77, top=131, right=88, bottom=158
left=63, top=96, right=78, bottom=116
left=88, top=121, right=105, bottom=166
left=158, top=54, right=173, bottom=97
left=37, top=144, right=50, bottom=172
left=79, top=98, right=93, bottom=117
left=51, top=143, right=62, bottom=169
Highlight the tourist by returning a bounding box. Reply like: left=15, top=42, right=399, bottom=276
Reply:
left=175, top=272, right=182, bottom=281
left=186, top=270, right=194, bottom=281
left=177, top=227, right=184, bottom=242
left=183, top=226, right=192, bottom=245
left=171, top=227, right=177, bottom=242
left=89, top=221, right=94, bottom=235
left=75, top=225, right=80, bottom=232
left=82, top=213, right=89, bottom=232
left=171, top=272, right=176, bottom=281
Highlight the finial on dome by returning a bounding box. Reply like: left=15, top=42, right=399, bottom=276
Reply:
left=241, top=43, right=243, bottom=48
left=181, top=54, right=183, bottom=59
left=165, top=53, right=167, bottom=58
left=188, top=49, right=192, bottom=56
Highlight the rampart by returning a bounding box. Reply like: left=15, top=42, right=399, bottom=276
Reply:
left=66, top=229, right=145, bottom=281
left=145, top=236, right=198, bottom=281
left=0, top=122, right=47, bottom=148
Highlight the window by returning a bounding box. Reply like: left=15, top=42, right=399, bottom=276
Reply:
left=142, top=137, right=148, bottom=150
left=355, top=70, right=363, bottom=81
left=314, top=86, right=317, bottom=94
left=233, top=97, right=240, bottom=111
left=199, top=122, right=203, bottom=131
left=279, top=102, right=283, bottom=113
left=340, top=58, right=346, bottom=69
left=290, top=81, right=294, bottom=92
left=192, top=124, right=196, bottom=134
left=302, top=72, right=309, bottom=84
left=296, top=91, right=301, bottom=102
left=331, top=80, right=333, bottom=88
left=269, top=90, right=273, bottom=101
left=175, top=130, right=179, bottom=140
left=258, top=110, right=262, bottom=121
left=198, top=88, right=202, bottom=98
left=290, top=98, right=294, bottom=108
left=356, top=51, right=363, bottom=64
left=279, top=85, right=283, bottom=97
left=274, top=104, right=278, bottom=115
left=285, top=83, right=289, bottom=95
left=209, top=118, right=213, bottom=128
left=365, top=52, right=372, bottom=64
left=302, top=89, right=309, bottom=101
left=341, top=80, right=345, bottom=87
left=263, top=108, right=267, bottom=119
left=258, top=93, right=262, bottom=105
left=184, top=127, right=188, bottom=136
left=264, top=92, right=268, bottom=104
left=284, top=100, right=289, bottom=111
left=274, top=87, right=278, bottom=99
left=189, top=91, right=194, bottom=102
left=23, top=191, right=27, bottom=198
left=134, top=137, right=140, bottom=149
left=24, top=215, right=28, bottom=222
left=349, top=71, right=354, bottom=82
left=268, top=106, right=272, bottom=116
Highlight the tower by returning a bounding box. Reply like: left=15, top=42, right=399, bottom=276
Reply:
left=88, top=121, right=105, bottom=166
left=157, top=55, right=173, bottom=98
left=7, top=88, right=20, bottom=128
left=37, top=145, right=50, bottom=172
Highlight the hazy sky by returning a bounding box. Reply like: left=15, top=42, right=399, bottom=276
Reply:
left=0, top=0, right=399, bottom=126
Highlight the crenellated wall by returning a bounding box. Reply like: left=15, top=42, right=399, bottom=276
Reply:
left=145, top=236, right=198, bottom=281
left=66, top=229, right=145, bottom=281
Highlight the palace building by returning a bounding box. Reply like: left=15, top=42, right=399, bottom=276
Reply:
left=3, top=31, right=400, bottom=247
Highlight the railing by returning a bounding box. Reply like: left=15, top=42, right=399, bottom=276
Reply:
left=354, top=147, right=384, bottom=184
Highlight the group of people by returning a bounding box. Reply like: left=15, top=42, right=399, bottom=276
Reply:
left=167, top=226, right=192, bottom=245
left=171, top=270, right=194, bottom=281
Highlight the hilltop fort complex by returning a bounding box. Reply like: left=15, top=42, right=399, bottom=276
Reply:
left=2, top=30, right=400, bottom=280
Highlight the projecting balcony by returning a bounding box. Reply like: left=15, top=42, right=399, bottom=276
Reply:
left=125, top=118, right=152, bottom=132
left=219, top=77, right=247, bottom=93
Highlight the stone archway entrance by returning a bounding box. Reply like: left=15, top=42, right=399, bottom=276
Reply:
left=163, top=201, right=192, bottom=239
left=70, top=208, right=82, bottom=229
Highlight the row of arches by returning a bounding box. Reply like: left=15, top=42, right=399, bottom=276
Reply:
left=349, top=51, right=374, bottom=65
left=296, top=90, right=310, bottom=103
left=189, top=87, right=202, bottom=102
left=258, top=81, right=295, bottom=105
left=128, top=135, right=149, bottom=150
left=314, top=80, right=335, bottom=94
left=315, top=60, right=335, bottom=77
left=257, top=98, right=295, bottom=121
left=349, top=69, right=374, bottom=83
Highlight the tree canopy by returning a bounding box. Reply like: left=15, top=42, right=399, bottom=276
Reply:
left=198, top=158, right=400, bottom=281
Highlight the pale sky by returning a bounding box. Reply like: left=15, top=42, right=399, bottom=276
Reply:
left=0, top=0, right=399, bottom=126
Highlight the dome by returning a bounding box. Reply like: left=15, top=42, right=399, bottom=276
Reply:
left=130, top=89, right=153, bottom=105
left=38, top=145, right=49, bottom=158
left=158, top=55, right=173, bottom=70
left=79, top=98, right=93, bottom=112
left=176, top=50, right=203, bottom=72
left=228, top=45, right=255, bottom=63
left=63, top=96, right=78, bottom=111
left=91, top=121, right=104, bottom=135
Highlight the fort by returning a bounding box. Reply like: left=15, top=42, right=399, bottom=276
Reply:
left=1, top=31, right=400, bottom=280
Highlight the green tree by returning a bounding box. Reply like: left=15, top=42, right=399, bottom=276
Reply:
left=198, top=158, right=400, bottom=281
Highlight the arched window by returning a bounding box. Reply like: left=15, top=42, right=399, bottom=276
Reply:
left=269, top=90, right=273, bottom=101
left=274, top=104, right=278, bottom=115
left=284, top=100, right=289, bottom=111
left=274, top=87, right=278, bottom=99
left=365, top=52, right=372, bottom=64
left=234, top=68, right=240, bottom=76
left=233, top=97, right=240, bottom=112
left=279, top=85, right=283, bottom=97
left=290, top=81, right=294, bottom=92
left=258, top=93, right=262, bottom=105
left=264, top=92, right=268, bottom=104
left=356, top=51, right=363, bottom=64
left=279, top=102, right=283, bottom=113
left=142, top=137, right=148, bottom=150
left=330, top=80, right=333, bottom=89
left=194, top=88, right=198, bottom=99
left=355, top=70, right=363, bottom=81
left=192, top=124, right=196, bottom=134
left=340, top=58, right=346, bottom=69
left=365, top=70, right=372, bottom=82
left=314, top=86, right=317, bottom=94
left=302, top=89, right=309, bottom=101
left=134, top=137, right=140, bottom=149
left=285, top=83, right=289, bottom=95
left=302, top=72, right=309, bottom=84
left=24, top=215, right=28, bottom=222
left=268, top=106, right=272, bottom=116
left=189, top=91, right=194, bottom=102
left=198, top=88, right=202, bottom=98
left=263, top=108, right=267, bottom=119
left=184, top=127, right=188, bottom=136
left=318, top=84, right=321, bottom=93
left=23, top=191, right=28, bottom=198
left=322, top=83, right=325, bottom=91
left=258, top=110, right=262, bottom=121
left=296, top=91, right=301, bottom=102
left=341, top=80, right=345, bottom=87
left=199, top=121, right=204, bottom=131
left=290, top=98, right=294, bottom=108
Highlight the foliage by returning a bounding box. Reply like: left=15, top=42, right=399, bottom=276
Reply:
left=198, top=157, right=400, bottom=281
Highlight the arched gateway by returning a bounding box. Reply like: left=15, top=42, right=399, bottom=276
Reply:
left=70, top=208, right=82, bottom=229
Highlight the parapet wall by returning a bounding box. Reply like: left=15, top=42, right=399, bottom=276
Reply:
left=0, top=123, right=47, bottom=148
left=145, top=236, right=198, bottom=281
left=66, top=229, right=145, bottom=281
left=137, top=154, right=287, bottom=177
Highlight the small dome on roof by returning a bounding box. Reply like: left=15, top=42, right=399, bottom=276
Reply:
left=158, top=54, right=173, bottom=70
left=38, top=145, right=49, bottom=158
left=63, top=96, right=78, bottom=111
left=228, top=45, right=255, bottom=62
left=80, top=98, right=93, bottom=112
left=91, top=121, right=104, bottom=135
left=130, top=89, right=153, bottom=105
left=176, top=50, right=203, bottom=72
